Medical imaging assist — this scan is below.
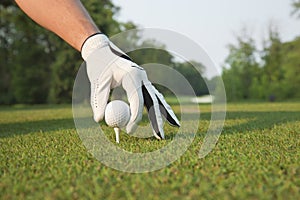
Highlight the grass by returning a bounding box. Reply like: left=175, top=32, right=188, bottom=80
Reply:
left=0, top=102, right=299, bottom=199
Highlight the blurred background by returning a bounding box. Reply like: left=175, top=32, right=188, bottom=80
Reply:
left=0, top=0, right=299, bottom=104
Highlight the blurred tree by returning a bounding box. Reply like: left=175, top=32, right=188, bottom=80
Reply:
left=222, top=32, right=260, bottom=101
left=173, top=61, right=208, bottom=96
left=0, top=0, right=137, bottom=104
left=0, top=4, right=14, bottom=104
left=128, top=39, right=173, bottom=65
left=222, top=24, right=300, bottom=101
left=0, top=3, right=54, bottom=104
left=0, top=0, right=12, bottom=7
left=128, top=40, right=208, bottom=96
left=261, top=26, right=284, bottom=101
left=291, top=0, right=300, bottom=18
left=281, top=37, right=300, bottom=98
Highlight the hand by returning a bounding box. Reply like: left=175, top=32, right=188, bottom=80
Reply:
left=81, top=33, right=180, bottom=139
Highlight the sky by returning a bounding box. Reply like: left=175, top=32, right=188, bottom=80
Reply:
left=112, top=0, right=300, bottom=76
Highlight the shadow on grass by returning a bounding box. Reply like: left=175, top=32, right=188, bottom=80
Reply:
left=0, top=118, right=75, bottom=138
left=0, top=104, right=71, bottom=112
left=1, top=110, right=299, bottom=139
left=173, top=110, right=300, bottom=135
left=212, top=111, right=300, bottom=134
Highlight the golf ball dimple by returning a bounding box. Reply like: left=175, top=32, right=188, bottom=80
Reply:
left=105, top=100, right=130, bottom=128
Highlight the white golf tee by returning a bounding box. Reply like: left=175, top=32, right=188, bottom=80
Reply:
left=114, top=127, right=120, bottom=143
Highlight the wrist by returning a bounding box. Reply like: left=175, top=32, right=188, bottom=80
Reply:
left=81, top=33, right=109, bottom=60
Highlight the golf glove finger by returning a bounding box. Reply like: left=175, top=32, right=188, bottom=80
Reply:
left=81, top=33, right=180, bottom=139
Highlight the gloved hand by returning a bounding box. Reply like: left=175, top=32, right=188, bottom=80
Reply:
left=81, top=33, right=180, bottom=139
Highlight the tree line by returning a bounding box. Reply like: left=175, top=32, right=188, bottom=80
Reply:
left=213, top=1, right=300, bottom=102
left=221, top=26, right=300, bottom=101
left=0, top=1, right=299, bottom=104
left=1, top=0, right=123, bottom=104
left=0, top=1, right=208, bottom=105
left=220, top=1, right=300, bottom=101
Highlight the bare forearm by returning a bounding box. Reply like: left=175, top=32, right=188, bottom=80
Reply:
left=15, top=0, right=100, bottom=51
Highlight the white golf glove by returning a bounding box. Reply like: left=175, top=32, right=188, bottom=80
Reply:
left=81, top=33, right=180, bottom=139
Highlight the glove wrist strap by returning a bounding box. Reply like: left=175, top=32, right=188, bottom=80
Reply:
left=81, top=33, right=109, bottom=60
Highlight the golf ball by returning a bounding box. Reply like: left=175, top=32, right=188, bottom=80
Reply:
left=105, top=100, right=130, bottom=128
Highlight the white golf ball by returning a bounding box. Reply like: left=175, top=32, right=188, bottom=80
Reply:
left=105, top=100, right=130, bottom=128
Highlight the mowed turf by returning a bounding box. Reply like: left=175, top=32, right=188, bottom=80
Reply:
left=0, top=102, right=299, bottom=199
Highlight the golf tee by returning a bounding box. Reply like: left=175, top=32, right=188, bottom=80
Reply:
left=114, top=127, right=120, bottom=143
